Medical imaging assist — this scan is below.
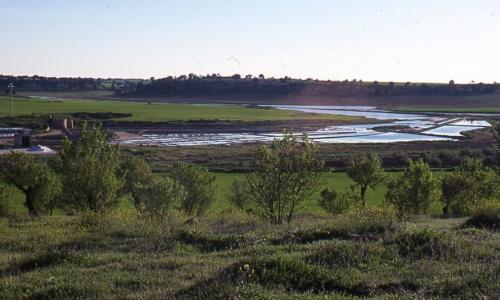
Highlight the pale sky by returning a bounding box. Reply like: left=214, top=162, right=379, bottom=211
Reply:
left=1, top=0, right=499, bottom=83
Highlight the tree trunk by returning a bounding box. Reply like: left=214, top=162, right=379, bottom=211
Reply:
left=25, top=190, right=38, bottom=216
left=361, top=186, right=367, bottom=207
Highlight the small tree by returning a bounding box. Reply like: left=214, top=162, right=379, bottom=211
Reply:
left=247, top=131, right=324, bottom=224
left=347, top=154, right=385, bottom=207
left=58, top=123, right=123, bottom=212
left=119, top=157, right=153, bottom=208
left=0, top=152, right=61, bottom=216
left=170, top=163, right=216, bottom=216
left=441, top=158, right=497, bottom=216
left=134, top=177, right=185, bottom=218
left=228, top=179, right=251, bottom=210
left=319, top=188, right=352, bottom=214
left=385, top=159, right=439, bottom=218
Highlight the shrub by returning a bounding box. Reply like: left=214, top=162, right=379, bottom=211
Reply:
left=170, top=163, right=216, bottom=216
left=119, top=157, right=153, bottom=208
left=58, top=123, right=123, bottom=212
left=0, top=152, right=61, bottom=215
left=0, top=186, right=10, bottom=216
left=175, top=228, right=249, bottom=251
left=441, top=158, right=497, bottom=216
left=385, top=159, right=439, bottom=218
left=134, top=177, right=185, bottom=218
left=319, top=188, right=352, bottom=214
left=247, top=131, right=324, bottom=224
left=228, top=179, right=251, bottom=210
left=391, top=229, right=459, bottom=260
left=464, top=203, right=500, bottom=230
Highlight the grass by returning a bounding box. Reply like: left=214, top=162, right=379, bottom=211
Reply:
left=0, top=96, right=366, bottom=122
left=0, top=211, right=498, bottom=299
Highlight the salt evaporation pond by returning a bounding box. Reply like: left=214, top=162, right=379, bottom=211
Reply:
left=117, top=105, right=492, bottom=146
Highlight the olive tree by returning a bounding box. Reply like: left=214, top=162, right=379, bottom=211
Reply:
left=385, top=159, right=439, bottom=218
left=441, top=158, right=497, bottom=216
left=119, top=157, right=153, bottom=208
left=346, top=154, right=385, bottom=207
left=170, top=163, right=216, bottom=216
left=58, top=123, right=123, bottom=212
left=0, top=152, right=61, bottom=216
left=247, top=131, right=324, bottom=224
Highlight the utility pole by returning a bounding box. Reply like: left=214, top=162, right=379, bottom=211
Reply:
left=7, top=83, right=14, bottom=117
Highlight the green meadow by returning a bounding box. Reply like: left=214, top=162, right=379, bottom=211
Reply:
left=0, top=96, right=364, bottom=122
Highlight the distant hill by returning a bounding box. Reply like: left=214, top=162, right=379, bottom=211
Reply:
left=4, top=74, right=500, bottom=107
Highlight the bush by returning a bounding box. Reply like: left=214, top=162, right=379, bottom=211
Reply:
left=319, top=189, right=352, bottom=214
left=464, top=203, right=500, bottom=230
left=391, top=229, right=460, bottom=260
left=247, top=131, right=323, bottom=224
left=58, top=123, right=123, bottom=212
left=119, top=157, right=153, bottom=208
left=170, top=163, right=216, bottom=216
left=134, top=177, right=185, bottom=218
left=385, top=159, right=439, bottom=218
left=228, top=179, right=251, bottom=210
left=0, top=152, right=61, bottom=215
left=441, top=158, right=498, bottom=216
left=0, top=186, right=10, bottom=216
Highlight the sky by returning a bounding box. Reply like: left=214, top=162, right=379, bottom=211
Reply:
left=0, top=0, right=499, bottom=83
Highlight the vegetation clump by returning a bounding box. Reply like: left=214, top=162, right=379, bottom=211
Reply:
left=58, top=123, right=123, bottom=212
left=0, top=152, right=61, bottom=215
left=440, top=158, right=497, bottom=216
left=247, top=131, right=323, bottom=224
left=385, top=159, right=439, bottom=218
left=346, top=154, right=385, bottom=207
left=170, top=162, right=217, bottom=216
left=319, top=188, right=352, bottom=214
left=464, top=203, right=500, bottom=230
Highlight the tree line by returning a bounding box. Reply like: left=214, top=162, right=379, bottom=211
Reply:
left=2, top=74, right=497, bottom=97
left=117, top=75, right=499, bottom=98
left=1, top=125, right=499, bottom=223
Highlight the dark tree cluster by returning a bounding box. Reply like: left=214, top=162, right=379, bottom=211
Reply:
left=116, top=74, right=499, bottom=98
left=0, top=75, right=133, bottom=92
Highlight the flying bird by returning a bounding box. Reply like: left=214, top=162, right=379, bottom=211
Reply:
left=227, top=57, right=241, bottom=66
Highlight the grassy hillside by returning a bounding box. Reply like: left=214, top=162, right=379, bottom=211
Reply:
left=0, top=96, right=365, bottom=122
left=0, top=211, right=498, bottom=299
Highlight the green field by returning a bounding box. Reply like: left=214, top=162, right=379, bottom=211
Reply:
left=3, top=171, right=445, bottom=216
left=0, top=96, right=364, bottom=122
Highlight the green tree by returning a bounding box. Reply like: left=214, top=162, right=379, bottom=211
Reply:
left=134, top=177, right=185, bottom=218
left=0, top=152, right=61, bottom=216
left=58, top=123, right=123, bottom=212
left=385, top=159, right=439, bottom=218
left=119, top=157, right=153, bottom=208
left=247, top=131, right=324, bottom=224
left=346, top=154, right=385, bottom=207
left=170, top=163, right=216, bottom=216
left=441, top=158, right=497, bottom=216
